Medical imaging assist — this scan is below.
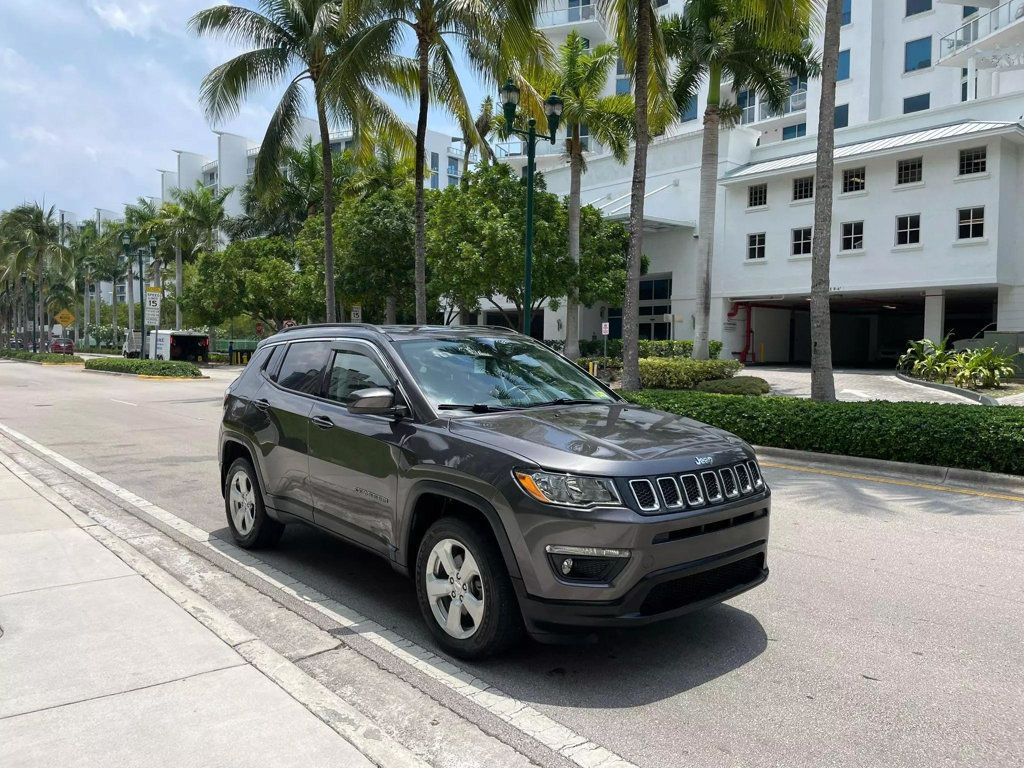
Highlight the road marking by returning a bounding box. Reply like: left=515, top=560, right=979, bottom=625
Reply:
left=110, top=399, right=138, bottom=407
left=839, top=389, right=871, bottom=400
left=760, top=460, right=1024, bottom=503
left=0, top=421, right=637, bottom=768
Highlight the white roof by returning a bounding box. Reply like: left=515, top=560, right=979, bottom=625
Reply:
left=725, top=121, right=1024, bottom=181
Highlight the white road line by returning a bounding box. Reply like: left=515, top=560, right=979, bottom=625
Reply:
left=110, top=399, right=138, bottom=407
left=840, top=389, right=871, bottom=400
left=0, top=421, right=637, bottom=768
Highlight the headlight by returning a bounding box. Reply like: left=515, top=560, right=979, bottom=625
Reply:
left=514, top=470, right=620, bottom=507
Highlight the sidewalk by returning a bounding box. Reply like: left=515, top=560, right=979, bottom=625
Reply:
left=0, top=462, right=372, bottom=768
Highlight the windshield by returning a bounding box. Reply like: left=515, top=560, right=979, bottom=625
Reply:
left=393, top=336, right=618, bottom=410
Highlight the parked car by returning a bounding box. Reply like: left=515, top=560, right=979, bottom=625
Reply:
left=8, top=338, right=25, bottom=350
left=219, top=325, right=770, bottom=658
left=49, top=338, right=75, bottom=355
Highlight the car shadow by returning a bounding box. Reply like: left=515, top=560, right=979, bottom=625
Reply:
left=213, top=521, right=769, bottom=709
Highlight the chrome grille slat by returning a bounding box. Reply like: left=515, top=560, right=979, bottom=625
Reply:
left=720, top=467, right=739, bottom=498
left=629, top=479, right=659, bottom=512
left=735, top=463, right=753, bottom=493
left=701, top=471, right=724, bottom=503
left=747, top=460, right=764, bottom=489
left=657, top=477, right=683, bottom=509
left=679, top=474, right=704, bottom=506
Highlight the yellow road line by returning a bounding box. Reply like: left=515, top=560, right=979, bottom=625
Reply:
left=759, top=460, right=1024, bottom=504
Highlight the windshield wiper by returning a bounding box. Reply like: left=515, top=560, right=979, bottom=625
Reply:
left=437, top=403, right=520, bottom=413
left=520, top=398, right=611, bottom=408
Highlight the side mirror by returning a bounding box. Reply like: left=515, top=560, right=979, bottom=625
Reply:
left=347, top=387, right=399, bottom=416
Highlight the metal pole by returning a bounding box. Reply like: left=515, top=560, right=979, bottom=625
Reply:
left=151, top=243, right=159, bottom=359
left=523, top=118, right=536, bottom=337
left=31, top=282, right=37, bottom=353
left=137, top=249, right=145, bottom=359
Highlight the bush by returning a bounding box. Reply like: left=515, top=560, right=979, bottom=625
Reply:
left=638, top=358, right=741, bottom=389
left=900, top=336, right=1018, bottom=389
left=0, top=349, right=84, bottom=364
left=577, top=338, right=723, bottom=360
left=85, top=358, right=202, bottom=378
left=622, top=390, right=1024, bottom=475
left=694, top=376, right=770, bottom=396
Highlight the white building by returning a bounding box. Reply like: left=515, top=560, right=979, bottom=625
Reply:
left=487, top=0, right=1024, bottom=366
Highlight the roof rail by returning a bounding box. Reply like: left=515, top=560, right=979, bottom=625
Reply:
left=276, top=322, right=382, bottom=334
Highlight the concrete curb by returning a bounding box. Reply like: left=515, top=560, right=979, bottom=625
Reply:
left=755, top=445, right=1024, bottom=497
left=894, top=372, right=999, bottom=406
left=80, top=368, right=209, bottom=381
left=0, top=358, right=84, bottom=366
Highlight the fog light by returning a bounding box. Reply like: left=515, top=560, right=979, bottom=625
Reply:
left=560, top=557, right=574, bottom=575
left=545, top=546, right=630, bottom=583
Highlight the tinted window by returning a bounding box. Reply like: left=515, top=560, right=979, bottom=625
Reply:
left=904, top=37, right=932, bottom=72
left=326, top=351, right=391, bottom=403
left=236, top=346, right=272, bottom=387
left=834, top=104, right=849, bottom=129
left=837, top=50, right=850, bottom=81
left=276, top=341, right=331, bottom=395
left=903, top=93, right=930, bottom=113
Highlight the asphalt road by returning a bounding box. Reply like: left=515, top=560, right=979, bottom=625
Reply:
left=2, top=360, right=1022, bottom=768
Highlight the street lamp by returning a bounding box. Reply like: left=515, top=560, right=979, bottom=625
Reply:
left=121, top=231, right=132, bottom=355
left=499, top=79, right=563, bottom=335
left=148, top=236, right=159, bottom=360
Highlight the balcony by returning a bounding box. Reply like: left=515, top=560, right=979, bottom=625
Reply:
left=939, top=0, right=1024, bottom=68
left=536, top=0, right=605, bottom=30
left=739, top=90, right=808, bottom=125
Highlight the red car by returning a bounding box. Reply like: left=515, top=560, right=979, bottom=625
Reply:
left=49, top=338, right=75, bottom=355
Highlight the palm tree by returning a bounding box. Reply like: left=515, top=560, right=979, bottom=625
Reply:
left=544, top=31, right=633, bottom=361
left=598, top=0, right=673, bottom=390
left=665, top=0, right=817, bottom=360
left=461, top=97, right=497, bottom=186
left=67, top=221, right=101, bottom=349
left=351, top=0, right=550, bottom=324
left=190, top=0, right=412, bottom=323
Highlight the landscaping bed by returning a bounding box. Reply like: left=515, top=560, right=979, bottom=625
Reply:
left=623, top=390, right=1024, bottom=475
left=84, top=358, right=203, bottom=378
left=0, top=349, right=84, bottom=364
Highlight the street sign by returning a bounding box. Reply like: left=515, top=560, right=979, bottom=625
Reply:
left=350, top=305, right=362, bottom=323
left=55, top=309, right=75, bottom=327
left=601, top=321, right=609, bottom=336
left=144, top=287, right=162, bottom=326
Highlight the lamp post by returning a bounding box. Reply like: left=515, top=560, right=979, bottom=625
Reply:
left=136, top=240, right=146, bottom=359
left=499, top=79, right=563, bottom=336
left=149, top=236, right=158, bottom=360
left=121, top=231, right=132, bottom=355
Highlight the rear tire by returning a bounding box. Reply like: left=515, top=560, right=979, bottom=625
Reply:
left=415, top=517, right=523, bottom=659
left=224, top=458, right=283, bottom=549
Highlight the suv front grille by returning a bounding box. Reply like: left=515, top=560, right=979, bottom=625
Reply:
left=628, top=461, right=766, bottom=514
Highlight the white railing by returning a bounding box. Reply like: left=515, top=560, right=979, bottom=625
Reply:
left=939, top=0, right=1024, bottom=60
left=740, top=90, right=807, bottom=125
left=201, top=160, right=218, bottom=173
left=536, top=0, right=602, bottom=27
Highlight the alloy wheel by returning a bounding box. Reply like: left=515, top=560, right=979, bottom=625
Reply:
left=425, top=538, right=485, bottom=639
left=229, top=469, right=257, bottom=536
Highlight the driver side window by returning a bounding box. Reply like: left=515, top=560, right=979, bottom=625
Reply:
left=326, top=350, right=391, bottom=404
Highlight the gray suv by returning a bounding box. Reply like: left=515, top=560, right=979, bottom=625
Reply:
left=219, top=325, right=770, bottom=658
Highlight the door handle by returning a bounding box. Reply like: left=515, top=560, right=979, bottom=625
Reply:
left=253, top=398, right=270, bottom=412
left=311, top=415, right=334, bottom=429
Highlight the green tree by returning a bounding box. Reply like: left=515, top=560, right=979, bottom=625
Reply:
left=597, top=0, right=673, bottom=390
left=190, top=0, right=411, bottom=323
left=66, top=221, right=102, bottom=349
left=352, top=0, right=550, bottom=324
left=543, top=30, right=633, bottom=360
left=461, top=97, right=497, bottom=185
left=665, top=0, right=817, bottom=360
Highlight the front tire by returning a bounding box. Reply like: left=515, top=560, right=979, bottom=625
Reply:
left=224, top=458, right=283, bottom=549
left=415, top=517, right=523, bottom=659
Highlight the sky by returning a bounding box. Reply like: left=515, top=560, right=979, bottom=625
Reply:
left=0, top=0, right=485, bottom=219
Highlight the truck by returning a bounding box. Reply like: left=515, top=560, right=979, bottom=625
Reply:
left=148, top=330, right=211, bottom=362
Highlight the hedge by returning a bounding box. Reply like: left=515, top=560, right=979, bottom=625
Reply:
left=694, top=376, right=770, bottom=396
left=622, top=390, right=1024, bottom=475
left=578, top=338, right=723, bottom=359
left=0, top=349, right=84, bottom=364
left=638, top=358, right=741, bottom=389
left=85, top=358, right=202, bottom=378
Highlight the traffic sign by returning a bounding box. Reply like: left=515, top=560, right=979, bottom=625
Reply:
left=350, top=305, right=362, bottom=323
left=144, top=287, right=162, bottom=326
left=601, top=321, right=609, bottom=336
left=55, top=309, right=75, bottom=327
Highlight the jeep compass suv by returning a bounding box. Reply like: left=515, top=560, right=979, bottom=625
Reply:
left=219, top=325, right=770, bottom=658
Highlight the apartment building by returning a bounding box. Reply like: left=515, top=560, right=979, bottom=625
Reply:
left=489, top=0, right=1024, bottom=366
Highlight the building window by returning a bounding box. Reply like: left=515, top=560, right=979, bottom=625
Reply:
left=681, top=99, right=699, bottom=123
left=610, top=275, right=673, bottom=340
left=616, top=58, right=630, bottom=95
left=842, top=167, right=866, bottom=194
left=957, top=207, right=985, bottom=240
left=793, top=176, right=814, bottom=201
left=963, top=6, right=978, bottom=18
left=841, top=221, right=864, bottom=251
left=748, top=183, right=768, bottom=208
left=782, top=123, right=807, bottom=141
left=958, top=147, right=987, bottom=175
left=430, top=151, right=439, bottom=189
left=897, top=157, right=923, bottom=185
left=738, top=89, right=756, bottom=124
left=904, top=37, right=932, bottom=72
left=903, top=93, right=930, bottom=113
left=747, top=233, right=766, bottom=260
left=842, top=0, right=852, bottom=25
left=792, top=227, right=812, bottom=256
left=896, top=214, right=921, bottom=245
left=834, top=103, right=849, bottom=129
left=837, top=50, right=851, bottom=81
left=905, top=0, right=931, bottom=16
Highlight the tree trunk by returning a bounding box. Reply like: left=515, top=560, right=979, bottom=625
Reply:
left=564, top=126, right=584, bottom=361
left=621, top=4, right=653, bottom=391
left=95, top=282, right=102, bottom=345
left=385, top=294, right=397, bottom=324
left=693, top=67, right=723, bottom=361
left=810, top=0, right=841, bottom=401
left=174, top=242, right=183, bottom=330
left=413, top=37, right=430, bottom=325
left=126, top=259, right=135, bottom=349
left=35, top=265, right=43, bottom=353
left=84, top=281, right=90, bottom=349
left=315, top=86, right=339, bottom=323
left=112, top=280, right=119, bottom=349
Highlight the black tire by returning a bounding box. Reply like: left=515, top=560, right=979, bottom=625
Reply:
left=223, top=457, right=283, bottom=549
left=414, top=517, right=523, bottom=659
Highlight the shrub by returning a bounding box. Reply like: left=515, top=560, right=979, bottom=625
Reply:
left=578, top=338, right=723, bottom=360
left=638, top=358, right=741, bottom=389
left=622, top=390, right=1024, bottom=475
left=85, top=358, right=202, bottom=378
left=580, top=338, right=623, bottom=358
left=900, top=337, right=1018, bottom=389
left=0, top=349, right=84, bottom=364
left=694, top=376, right=770, bottom=396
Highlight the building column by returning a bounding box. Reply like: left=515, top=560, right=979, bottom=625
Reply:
left=966, top=56, right=977, bottom=101
left=923, top=290, right=945, bottom=341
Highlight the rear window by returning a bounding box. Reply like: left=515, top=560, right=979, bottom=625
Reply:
left=235, top=346, right=272, bottom=387
left=275, top=341, right=331, bottom=395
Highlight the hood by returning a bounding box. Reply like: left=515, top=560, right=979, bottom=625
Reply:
left=447, top=402, right=750, bottom=474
